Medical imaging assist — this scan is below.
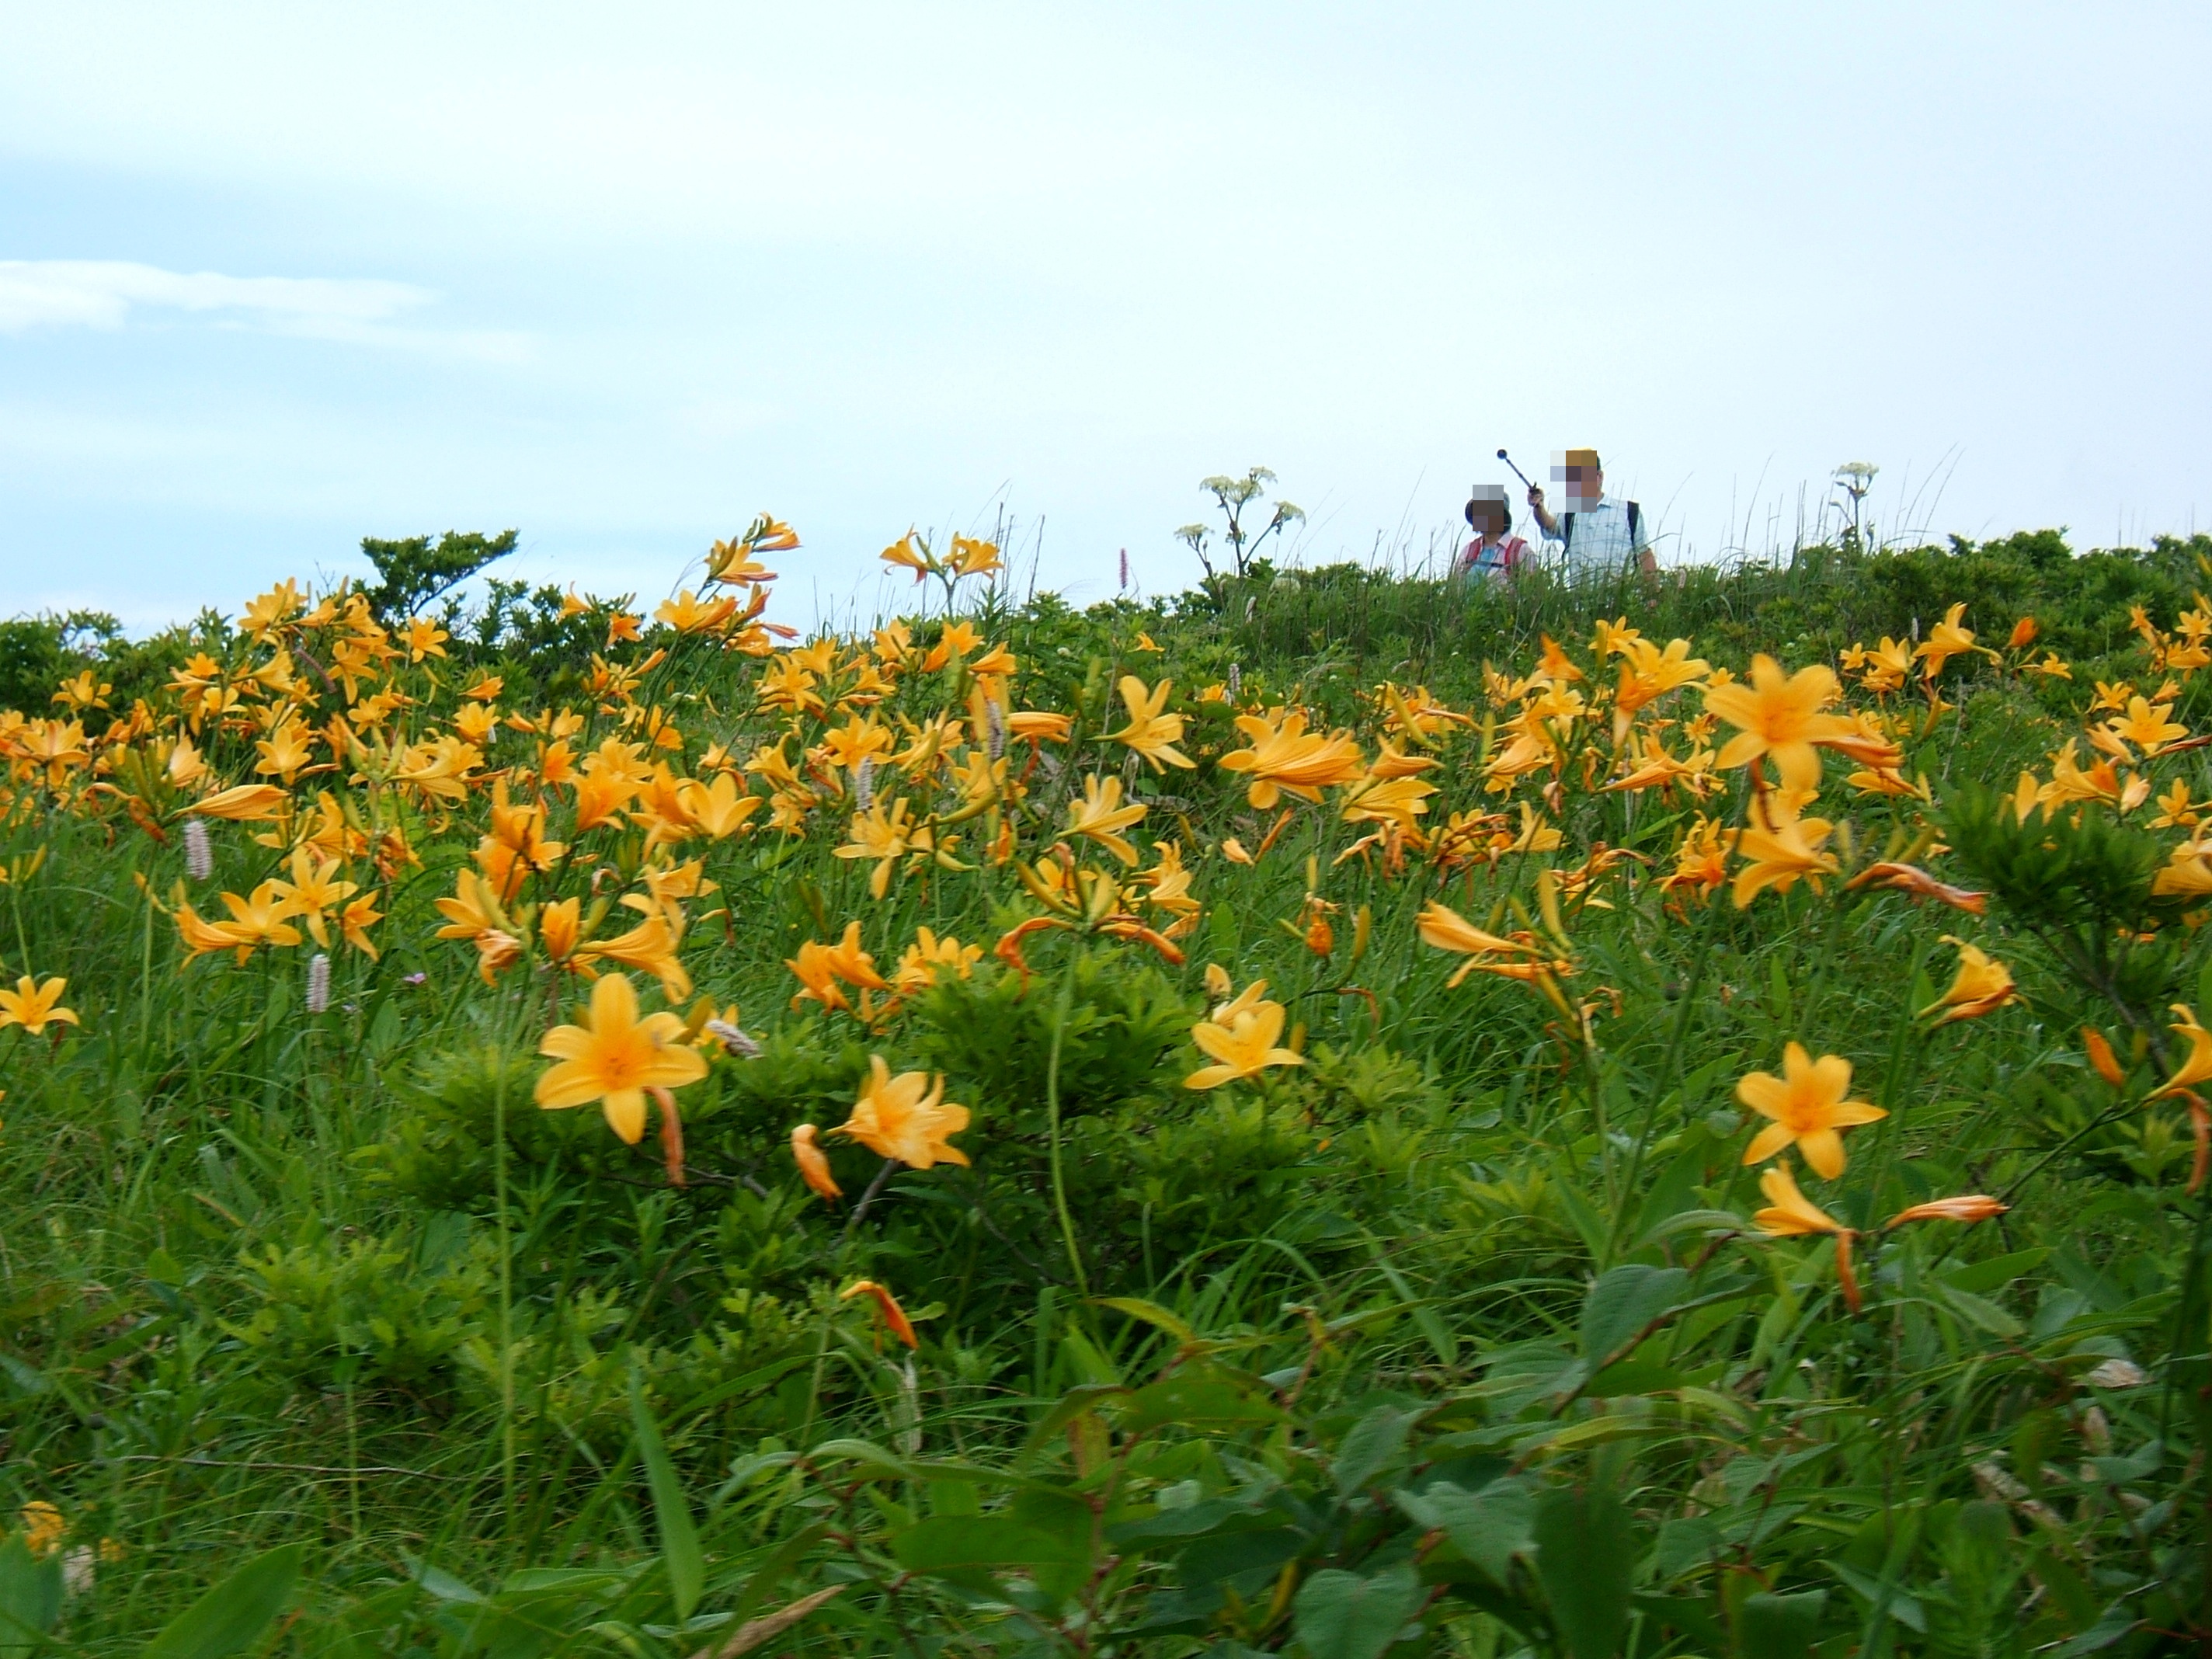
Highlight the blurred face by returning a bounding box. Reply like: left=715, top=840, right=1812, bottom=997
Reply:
left=1555, top=463, right=1602, bottom=507
left=1471, top=502, right=1506, bottom=538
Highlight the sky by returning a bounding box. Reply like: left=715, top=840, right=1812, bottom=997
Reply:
left=2, top=2, right=2207, bottom=631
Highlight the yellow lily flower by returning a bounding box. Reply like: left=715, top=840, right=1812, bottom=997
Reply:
left=834, top=1056, right=971, bottom=1167
left=534, top=972, right=708, bottom=1145
left=1752, top=1162, right=1861, bottom=1313
left=1216, top=709, right=1366, bottom=809
left=1066, top=774, right=1148, bottom=866
left=1918, top=937, right=2017, bottom=1024
left=1184, top=993, right=1305, bottom=1090
left=1104, top=676, right=1195, bottom=771
left=1737, top=1042, right=1887, bottom=1178
left=2152, top=1004, right=2212, bottom=1101
left=1730, top=802, right=1840, bottom=906
left=0, top=976, right=78, bottom=1036
left=1704, top=656, right=1856, bottom=793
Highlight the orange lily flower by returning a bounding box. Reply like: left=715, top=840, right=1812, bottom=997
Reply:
left=1887, top=1195, right=2008, bottom=1226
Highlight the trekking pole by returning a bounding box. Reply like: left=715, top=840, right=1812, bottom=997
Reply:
left=1495, top=448, right=1537, bottom=493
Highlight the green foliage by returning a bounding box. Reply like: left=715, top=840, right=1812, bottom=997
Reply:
left=906, top=951, right=1191, bottom=1124
left=357, top=527, right=518, bottom=623
left=227, top=1222, right=495, bottom=1392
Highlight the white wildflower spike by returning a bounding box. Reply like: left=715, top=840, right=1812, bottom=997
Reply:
left=854, top=756, right=875, bottom=812
left=305, top=952, right=331, bottom=1014
left=183, top=818, right=213, bottom=880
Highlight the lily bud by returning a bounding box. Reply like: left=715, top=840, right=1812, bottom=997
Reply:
left=791, top=1123, right=842, bottom=1202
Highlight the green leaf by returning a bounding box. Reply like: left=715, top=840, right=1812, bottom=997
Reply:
left=1395, top=1476, right=1535, bottom=1584
left=1021, top=1382, right=1132, bottom=1462
left=1929, top=1282, right=2024, bottom=1338
left=1735, top=1589, right=1827, bottom=1659
left=630, top=1372, right=704, bottom=1622
left=805, top=1437, right=915, bottom=1478
left=1939, top=1247, right=2051, bottom=1296
left=722, top=1521, right=830, bottom=1631
left=143, top=1542, right=304, bottom=1659
left=0, top=1536, right=63, bottom=1658
left=1533, top=1481, right=1634, bottom=1659
left=1119, top=1367, right=1280, bottom=1433
left=894, top=1515, right=1088, bottom=1574
left=1581, top=1264, right=1690, bottom=1365
left=1334, top=1403, right=1418, bottom=1497
left=1093, top=1296, right=1197, bottom=1345
left=1292, top=1563, right=1425, bottom=1659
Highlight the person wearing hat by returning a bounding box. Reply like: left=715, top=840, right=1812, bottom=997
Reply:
left=1456, top=485, right=1531, bottom=584
left=1526, top=449, right=1654, bottom=582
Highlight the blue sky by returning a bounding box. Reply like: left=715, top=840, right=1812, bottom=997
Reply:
left=2, top=2, right=2207, bottom=631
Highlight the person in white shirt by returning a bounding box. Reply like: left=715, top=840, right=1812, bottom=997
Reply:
left=1526, top=448, right=1654, bottom=582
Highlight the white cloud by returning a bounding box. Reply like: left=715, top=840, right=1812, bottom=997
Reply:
left=0, top=259, right=531, bottom=360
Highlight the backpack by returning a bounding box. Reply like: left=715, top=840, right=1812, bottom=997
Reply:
left=1560, top=499, right=1640, bottom=555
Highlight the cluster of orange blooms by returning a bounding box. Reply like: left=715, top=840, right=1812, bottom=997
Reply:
left=14, top=523, right=2212, bottom=1326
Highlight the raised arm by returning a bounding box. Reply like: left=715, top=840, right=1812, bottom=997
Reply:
left=1528, top=484, right=1562, bottom=539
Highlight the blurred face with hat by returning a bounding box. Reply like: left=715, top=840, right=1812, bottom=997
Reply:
left=1554, top=448, right=1603, bottom=510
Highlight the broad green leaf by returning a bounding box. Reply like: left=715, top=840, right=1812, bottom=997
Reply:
left=894, top=1515, right=1088, bottom=1574
left=1010, top=1487, right=1101, bottom=1603
left=1292, top=1563, right=1424, bottom=1659
left=1395, top=1476, right=1534, bottom=1583
left=630, top=1372, right=704, bottom=1622
left=1736, top=1589, right=1828, bottom=1659
left=143, top=1542, right=304, bottom=1659
left=0, top=1536, right=62, bottom=1658
left=1581, top=1264, right=1690, bottom=1365
left=1119, top=1368, right=1280, bottom=1433
left=1334, top=1403, right=1417, bottom=1497
left=1532, top=1481, right=1633, bottom=1659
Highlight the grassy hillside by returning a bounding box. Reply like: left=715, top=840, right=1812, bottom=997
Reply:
left=0, top=523, right=2204, bottom=1654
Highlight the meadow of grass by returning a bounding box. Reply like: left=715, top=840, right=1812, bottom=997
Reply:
left=0, top=520, right=2207, bottom=1655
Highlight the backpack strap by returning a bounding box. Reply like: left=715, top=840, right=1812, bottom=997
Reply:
left=1627, top=500, right=1642, bottom=547
left=1560, top=512, right=1575, bottom=551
